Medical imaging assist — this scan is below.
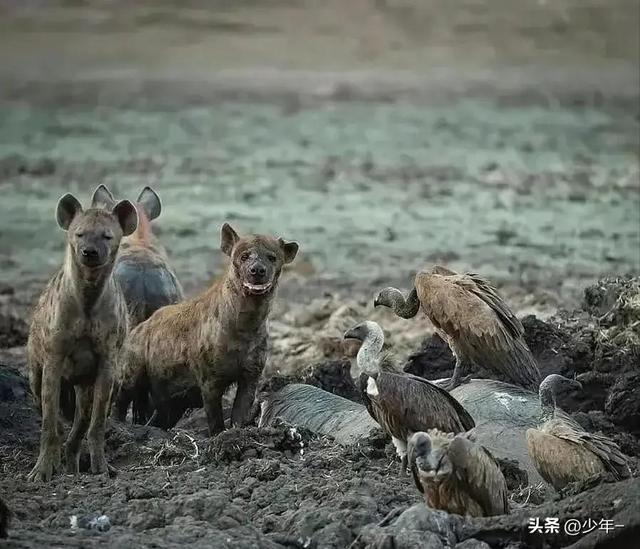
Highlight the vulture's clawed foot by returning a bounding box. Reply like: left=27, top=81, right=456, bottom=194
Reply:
left=459, top=374, right=472, bottom=385
left=442, top=374, right=472, bottom=392
left=441, top=378, right=460, bottom=392
left=378, top=507, right=404, bottom=527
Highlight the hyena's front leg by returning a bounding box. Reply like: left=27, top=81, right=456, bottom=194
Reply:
left=112, top=344, right=141, bottom=423
left=87, top=364, right=114, bottom=475
left=231, top=376, right=258, bottom=428
left=28, top=360, right=43, bottom=414
left=112, top=380, right=132, bottom=423
left=28, top=362, right=62, bottom=482
left=200, top=371, right=226, bottom=436
left=64, top=384, right=93, bottom=474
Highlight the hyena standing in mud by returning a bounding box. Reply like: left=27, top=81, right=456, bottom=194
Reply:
left=27, top=185, right=137, bottom=481
left=106, top=186, right=184, bottom=424
left=118, top=223, right=298, bottom=433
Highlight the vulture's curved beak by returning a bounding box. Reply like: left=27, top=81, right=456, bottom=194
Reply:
left=343, top=327, right=360, bottom=341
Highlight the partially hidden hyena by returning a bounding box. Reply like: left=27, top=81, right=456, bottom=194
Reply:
left=27, top=185, right=137, bottom=482
left=109, top=186, right=183, bottom=424
left=113, top=186, right=183, bottom=326
left=118, top=223, right=298, bottom=433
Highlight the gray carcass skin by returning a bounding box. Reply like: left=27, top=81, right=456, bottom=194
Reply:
left=449, top=379, right=564, bottom=485
left=258, top=383, right=379, bottom=445
left=260, top=380, right=557, bottom=484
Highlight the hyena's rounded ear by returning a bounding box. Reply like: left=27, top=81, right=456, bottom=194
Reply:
left=113, top=200, right=138, bottom=237
left=220, top=223, right=240, bottom=256
left=278, top=238, right=299, bottom=264
left=137, top=186, right=162, bottom=221
left=56, top=194, right=83, bottom=230
left=91, top=184, right=116, bottom=209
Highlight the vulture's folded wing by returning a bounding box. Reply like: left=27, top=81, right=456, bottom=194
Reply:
left=415, top=270, right=540, bottom=390
left=377, top=371, right=475, bottom=434
left=546, top=420, right=631, bottom=480
left=448, top=436, right=509, bottom=516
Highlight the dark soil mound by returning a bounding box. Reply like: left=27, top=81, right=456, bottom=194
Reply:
left=301, top=358, right=361, bottom=402
left=404, top=333, right=455, bottom=380
left=0, top=364, right=39, bottom=450
left=0, top=312, right=28, bottom=349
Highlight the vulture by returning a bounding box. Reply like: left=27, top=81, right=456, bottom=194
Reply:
left=374, top=265, right=541, bottom=391
left=526, top=374, right=632, bottom=491
left=408, top=429, right=509, bottom=517
left=343, top=320, right=475, bottom=471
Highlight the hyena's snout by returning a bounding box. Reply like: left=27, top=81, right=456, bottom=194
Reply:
left=77, top=240, right=109, bottom=267
left=248, top=261, right=268, bottom=284
left=80, top=245, right=100, bottom=263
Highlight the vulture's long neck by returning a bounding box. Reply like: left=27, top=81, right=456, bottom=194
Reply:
left=357, top=329, right=385, bottom=376
left=384, top=287, right=420, bottom=319
left=538, top=382, right=557, bottom=423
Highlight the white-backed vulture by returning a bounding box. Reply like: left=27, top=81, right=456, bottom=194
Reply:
left=526, top=374, right=632, bottom=491
left=408, top=430, right=509, bottom=517
left=374, top=265, right=541, bottom=391
left=343, top=320, right=475, bottom=471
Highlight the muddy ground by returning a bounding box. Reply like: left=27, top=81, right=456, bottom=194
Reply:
left=0, top=1, right=639, bottom=547
left=1, top=278, right=639, bottom=548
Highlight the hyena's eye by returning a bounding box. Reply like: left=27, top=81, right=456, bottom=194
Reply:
left=240, top=251, right=250, bottom=261
left=103, top=232, right=114, bottom=240
left=266, top=253, right=277, bottom=263
left=75, top=232, right=85, bottom=238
